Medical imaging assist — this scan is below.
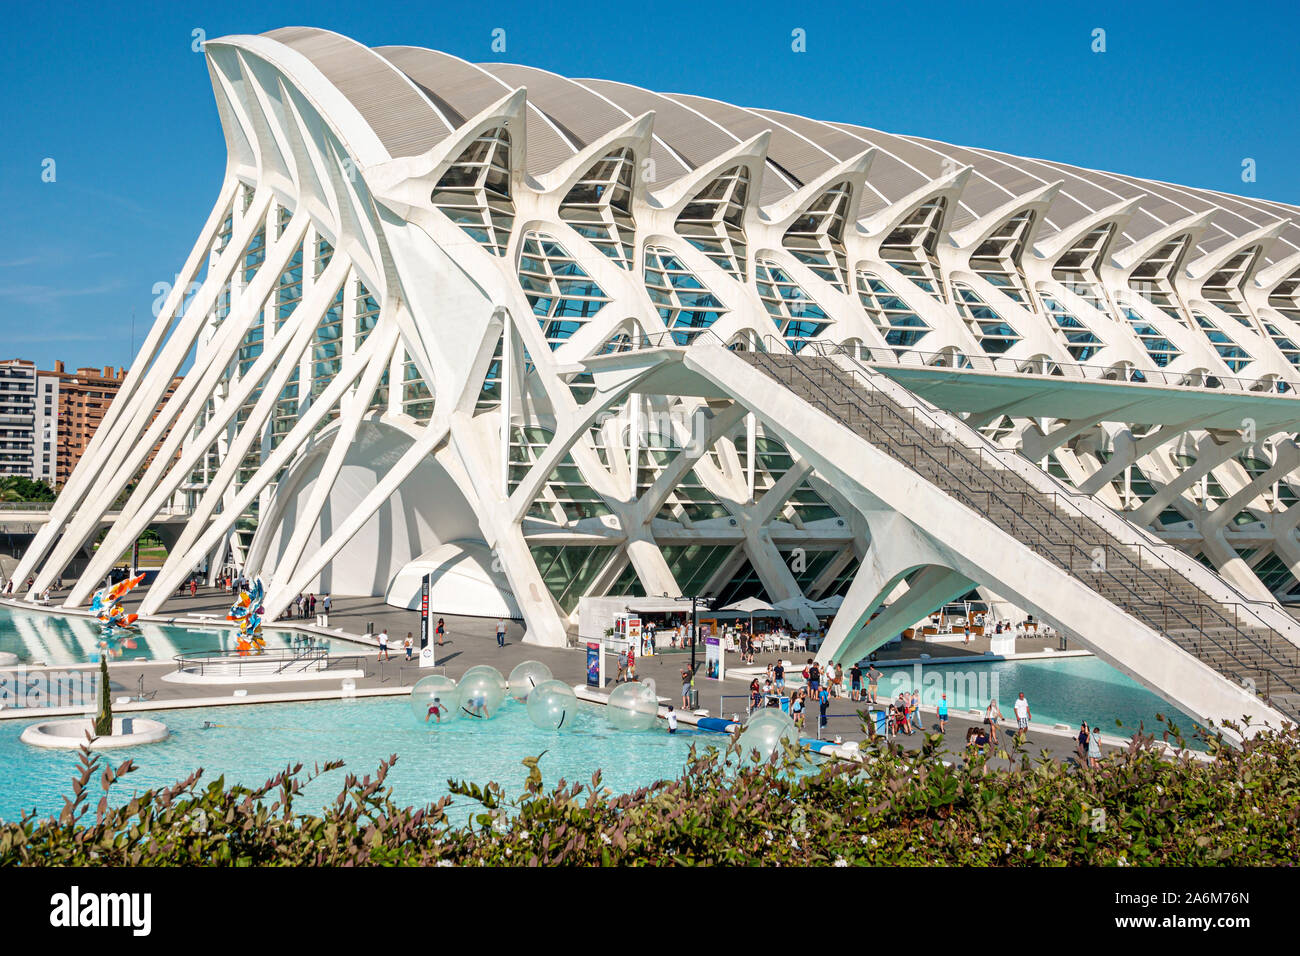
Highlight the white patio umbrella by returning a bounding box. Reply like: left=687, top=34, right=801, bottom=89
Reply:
left=720, top=596, right=779, bottom=639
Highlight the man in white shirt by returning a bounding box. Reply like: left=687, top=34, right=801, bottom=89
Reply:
left=378, top=628, right=390, bottom=661
left=666, top=705, right=678, bottom=734
left=1013, top=692, right=1031, bottom=740
left=496, top=619, right=507, bottom=647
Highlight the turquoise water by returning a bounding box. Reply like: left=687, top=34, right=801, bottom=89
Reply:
left=0, top=604, right=363, bottom=664
left=871, top=655, right=1203, bottom=739
left=0, top=697, right=710, bottom=823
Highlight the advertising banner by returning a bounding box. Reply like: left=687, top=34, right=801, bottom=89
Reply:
left=705, top=635, right=724, bottom=680
left=586, top=641, right=604, bottom=688
left=419, top=573, right=430, bottom=648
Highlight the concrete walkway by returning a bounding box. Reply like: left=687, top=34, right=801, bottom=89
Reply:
left=0, top=583, right=1192, bottom=769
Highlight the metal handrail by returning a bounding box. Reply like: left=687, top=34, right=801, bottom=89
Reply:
left=172, top=647, right=364, bottom=678
left=748, top=348, right=1300, bottom=701
left=841, top=344, right=1296, bottom=396
left=786, top=336, right=1300, bottom=631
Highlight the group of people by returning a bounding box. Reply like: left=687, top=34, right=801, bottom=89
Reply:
left=746, top=677, right=824, bottom=732
left=614, top=645, right=638, bottom=682
left=0, top=575, right=35, bottom=595
left=289, top=591, right=329, bottom=620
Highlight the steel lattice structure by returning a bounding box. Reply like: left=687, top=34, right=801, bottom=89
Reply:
left=15, top=28, right=1300, bottom=729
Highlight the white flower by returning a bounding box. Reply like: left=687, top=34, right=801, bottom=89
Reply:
left=435, top=860, right=454, bottom=867
left=600, top=832, right=612, bottom=845
left=789, top=837, right=800, bottom=849
left=520, top=830, right=530, bottom=839
left=859, top=835, right=869, bottom=845
left=1024, top=845, right=1033, bottom=854
left=972, top=836, right=982, bottom=845
left=833, top=857, right=848, bottom=867
left=504, top=848, right=512, bottom=857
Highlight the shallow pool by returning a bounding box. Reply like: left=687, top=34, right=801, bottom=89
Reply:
left=0, top=604, right=364, bottom=664
left=872, top=655, right=1203, bottom=739
left=0, top=697, right=711, bottom=823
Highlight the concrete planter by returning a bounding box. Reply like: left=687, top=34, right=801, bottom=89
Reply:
left=20, top=717, right=169, bottom=750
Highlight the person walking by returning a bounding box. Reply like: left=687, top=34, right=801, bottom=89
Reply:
left=910, top=690, right=923, bottom=730
left=403, top=632, right=414, bottom=662
left=1013, top=692, right=1031, bottom=741
left=807, top=659, right=821, bottom=699
left=435, top=617, right=446, bottom=646
left=615, top=648, right=628, bottom=683
left=680, top=665, right=692, bottom=709
left=937, top=693, right=949, bottom=733
left=985, top=699, right=1004, bottom=745
left=309, top=593, right=317, bottom=618
left=294, top=593, right=303, bottom=618
left=378, top=628, right=390, bottom=661
left=495, top=618, right=507, bottom=648
left=818, top=684, right=830, bottom=732
left=1087, top=722, right=1102, bottom=768
left=1076, top=721, right=1090, bottom=766
left=849, top=662, right=862, bottom=702
left=322, top=594, right=331, bottom=617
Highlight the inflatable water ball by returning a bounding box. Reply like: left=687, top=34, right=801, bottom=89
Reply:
left=508, top=660, right=554, bottom=702
left=606, top=681, right=659, bottom=732
left=526, top=679, right=578, bottom=731
left=736, top=709, right=799, bottom=764
left=410, top=674, right=460, bottom=727
left=457, top=665, right=508, bottom=720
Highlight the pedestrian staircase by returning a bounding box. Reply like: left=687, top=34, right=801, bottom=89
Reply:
left=739, top=346, right=1300, bottom=723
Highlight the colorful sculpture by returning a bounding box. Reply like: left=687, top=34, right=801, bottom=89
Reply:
left=89, top=573, right=145, bottom=632
left=228, top=578, right=266, bottom=651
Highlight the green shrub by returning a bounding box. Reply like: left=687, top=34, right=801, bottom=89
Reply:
left=1, top=718, right=1296, bottom=866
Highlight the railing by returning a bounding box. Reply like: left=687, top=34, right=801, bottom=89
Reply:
left=594, top=328, right=1297, bottom=396
left=173, top=647, right=365, bottom=678
left=846, top=345, right=1295, bottom=395
left=745, top=345, right=1300, bottom=706
left=801, top=336, right=1300, bottom=635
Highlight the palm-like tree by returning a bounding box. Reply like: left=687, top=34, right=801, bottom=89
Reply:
left=0, top=476, right=55, bottom=503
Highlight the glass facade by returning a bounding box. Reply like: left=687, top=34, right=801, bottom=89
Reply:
left=674, top=165, right=749, bottom=281
left=559, top=148, right=636, bottom=269
left=755, top=259, right=829, bottom=351
left=431, top=127, right=514, bottom=257
left=643, top=246, right=727, bottom=343
left=856, top=272, right=930, bottom=353
left=954, top=283, right=1020, bottom=354
left=518, top=233, right=610, bottom=348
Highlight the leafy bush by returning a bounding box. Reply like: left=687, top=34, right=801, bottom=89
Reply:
left=1, top=718, right=1296, bottom=865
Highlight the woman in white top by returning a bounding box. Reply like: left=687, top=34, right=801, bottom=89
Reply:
left=984, top=700, right=1003, bottom=745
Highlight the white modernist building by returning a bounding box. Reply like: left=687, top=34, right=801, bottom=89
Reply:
left=14, top=27, right=1300, bottom=730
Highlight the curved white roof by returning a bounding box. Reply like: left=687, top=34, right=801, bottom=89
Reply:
left=253, top=26, right=1300, bottom=265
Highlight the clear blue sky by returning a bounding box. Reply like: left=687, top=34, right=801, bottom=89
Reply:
left=2, top=0, right=1297, bottom=372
